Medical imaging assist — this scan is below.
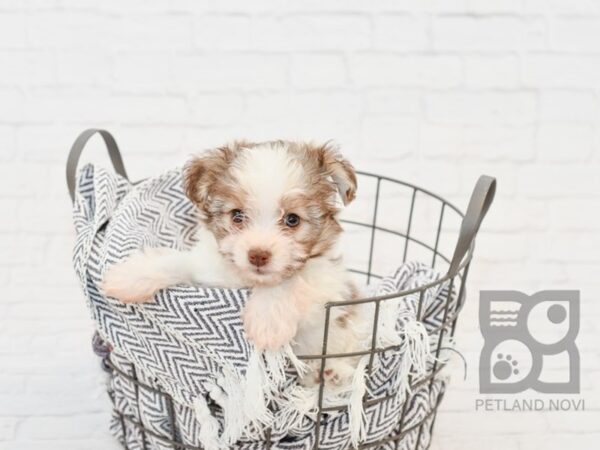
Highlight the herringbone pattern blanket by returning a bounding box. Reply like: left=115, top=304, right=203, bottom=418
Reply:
left=73, top=164, right=455, bottom=450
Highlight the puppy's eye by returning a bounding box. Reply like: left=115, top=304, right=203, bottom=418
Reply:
left=284, top=213, right=300, bottom=228
left=231, top=209, right=246, bottom=224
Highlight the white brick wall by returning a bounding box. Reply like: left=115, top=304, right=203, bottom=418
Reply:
left=1, top=1, right=599, bottom=449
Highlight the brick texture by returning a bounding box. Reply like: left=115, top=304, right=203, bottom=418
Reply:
left=0, top=2, right=598, bottom=449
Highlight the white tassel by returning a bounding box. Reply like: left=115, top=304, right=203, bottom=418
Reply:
left=243, top=351, right=273, bottom=429
left=375, top=301, right=403, bottom=348
left=403, top=319, right=430, bottom=376
left=193, top=396, right=222, bottom=450
left=395, top=317, right=431, bottom=393
left=262, top=348, right=289, bottom=385
left=218, top=347, right=302, bottom=444
left=218, top=369, right=256, bottom=444
left=283, top=344, right=310, bottom=377
left=273, top=384, right=318, bottom=434
left=205, top=380, right=227, bottom=408
left=348, top=357, right=369, bottom=448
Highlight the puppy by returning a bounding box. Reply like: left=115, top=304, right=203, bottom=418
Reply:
left=102, top=140, right=365, bottom=387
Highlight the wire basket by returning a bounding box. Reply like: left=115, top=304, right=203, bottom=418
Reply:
left=69, top=129, right=496, bottom=450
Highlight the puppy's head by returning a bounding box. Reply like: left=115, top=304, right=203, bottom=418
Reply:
left=185, top=140, right=357, bottom=286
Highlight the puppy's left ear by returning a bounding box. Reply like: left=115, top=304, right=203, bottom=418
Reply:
left=316, top=143, right=357, bottom=206
left=184, top=145, right=237, bottom=209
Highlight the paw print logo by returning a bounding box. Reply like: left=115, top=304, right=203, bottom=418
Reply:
left=493, top=353, right=519, bottom=380
left=485, top=338, right=531, bottom=387
left=479, top=290, right=580, bottom=394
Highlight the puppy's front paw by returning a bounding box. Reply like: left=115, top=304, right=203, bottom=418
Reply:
left=101, top=251, right=166, bottom=303
left=243, top=297, right=298, bottom=351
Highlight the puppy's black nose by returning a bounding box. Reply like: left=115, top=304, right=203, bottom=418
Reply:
left=248, top=248, right=271, bottom=268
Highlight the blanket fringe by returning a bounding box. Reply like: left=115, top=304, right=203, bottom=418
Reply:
left=208, top=361, right=271, bottom=445
left=396, top=318, right=431, bottom=393
left=244, top=351, right=274, bottom=426
left=218, top=346, right=306, bottom=443
left=193, top=395, right=223, bottom=450
left=262, top=348, right=289, bottom=385
left=283, top=345, right=310, bottom=377
left=194, top=309, right=433, bottom=448
left=194, top=287, right=437, bottom=448
left=273, top=384, right=318, bottom=434
left=348, top=357, right=369, bottom=448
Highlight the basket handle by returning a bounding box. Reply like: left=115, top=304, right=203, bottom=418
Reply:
left=447, top=175, right=496, bottom=277
left=66, top=129, right=129, bottom=202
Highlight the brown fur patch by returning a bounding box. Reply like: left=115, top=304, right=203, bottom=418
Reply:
left=336, top=282, right=361, bottom=328
left=185, top=144, right=236, bottom=205
left=184, top=141, right=254, bottom=236
left=277, top=141, right=357, bottom=257
left=296, top=142, right=358, bottom=205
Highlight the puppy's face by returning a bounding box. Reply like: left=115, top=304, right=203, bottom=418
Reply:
left=185, top=141, right=357, bottom=286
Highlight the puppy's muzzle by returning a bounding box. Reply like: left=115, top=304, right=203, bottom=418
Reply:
left=248, top=248, right=271, bottom=268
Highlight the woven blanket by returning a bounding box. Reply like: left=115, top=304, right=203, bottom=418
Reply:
left=72, top=164, right=456, bottom=450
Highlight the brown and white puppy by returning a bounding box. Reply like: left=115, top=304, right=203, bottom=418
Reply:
left=102, top=140, right=364, bottom=387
